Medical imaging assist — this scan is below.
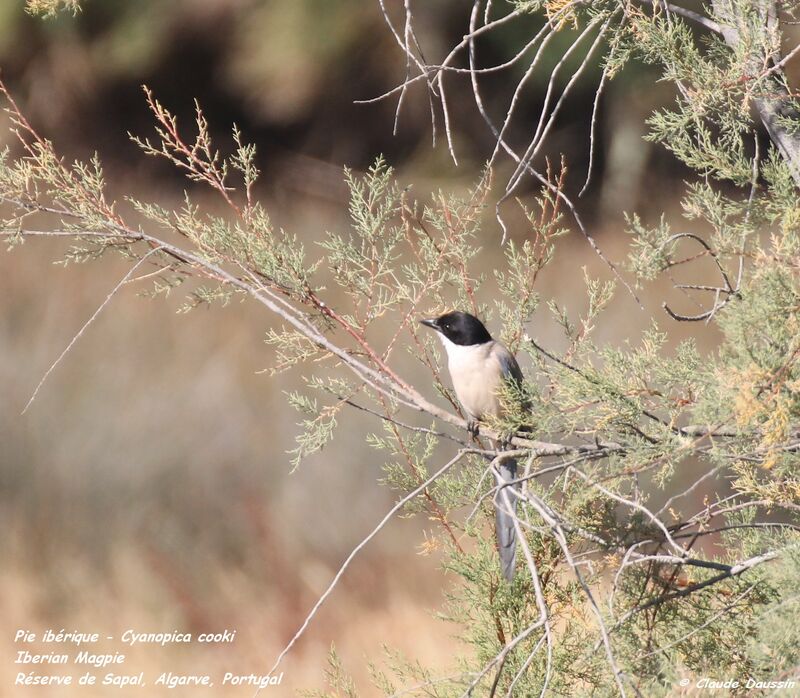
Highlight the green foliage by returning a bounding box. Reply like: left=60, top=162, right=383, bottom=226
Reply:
left=300, top=646, right=360, bottom=698
left=25, top=0, right=79, bottom=17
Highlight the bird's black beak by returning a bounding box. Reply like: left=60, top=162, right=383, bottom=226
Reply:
left=419, top=318, right=439, bottom=330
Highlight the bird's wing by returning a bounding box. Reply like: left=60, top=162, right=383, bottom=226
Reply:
left=494, top=343, right=530, bottom=413
left=496, top=347, right=524, bottom=386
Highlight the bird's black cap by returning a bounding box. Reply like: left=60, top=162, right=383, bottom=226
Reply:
left=419, top=311, right=493, bottom=346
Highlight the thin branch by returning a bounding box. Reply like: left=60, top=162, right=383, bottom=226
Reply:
left=260, top=449, right=471, bottom=688
left=21, top=246, right=163, bottom=414
left=607, top=548, right=783, bottom=636
left=633, top=584, right=756, bottom=662
left=634, top=0, right=722, bottom=34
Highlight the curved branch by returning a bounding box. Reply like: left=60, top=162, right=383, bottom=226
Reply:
left=712, top=0, right=800, bottom=188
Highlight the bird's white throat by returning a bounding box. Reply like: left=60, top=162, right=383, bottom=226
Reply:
left=436, top=332, right=492, bottom=362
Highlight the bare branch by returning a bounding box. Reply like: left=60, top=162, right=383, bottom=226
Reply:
left=261, top=449, right=472, bottom=686
left=21, top=246, right=163, bottom=414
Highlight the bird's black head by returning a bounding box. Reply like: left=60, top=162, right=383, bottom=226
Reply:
left=419, top=311, right=493, bottom=346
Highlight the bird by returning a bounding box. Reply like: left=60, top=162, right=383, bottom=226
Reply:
left=420, top=310, right=526, bottom=581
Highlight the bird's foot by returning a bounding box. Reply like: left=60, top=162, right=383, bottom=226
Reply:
left=466, top=418, right=480, bottom=438
left=497, top=428, right=516, bottom=451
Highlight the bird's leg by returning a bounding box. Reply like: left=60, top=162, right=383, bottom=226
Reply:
left=497, top=428, right=515, bottom=452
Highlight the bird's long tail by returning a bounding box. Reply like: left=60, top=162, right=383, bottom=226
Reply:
left=494, top=456, right=518, bottom=582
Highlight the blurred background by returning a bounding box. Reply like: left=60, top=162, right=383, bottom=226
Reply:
left=0, top=1, right=751, bottom=695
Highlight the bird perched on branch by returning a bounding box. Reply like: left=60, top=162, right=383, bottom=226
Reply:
left=420, top=310, right=526, bottom=581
